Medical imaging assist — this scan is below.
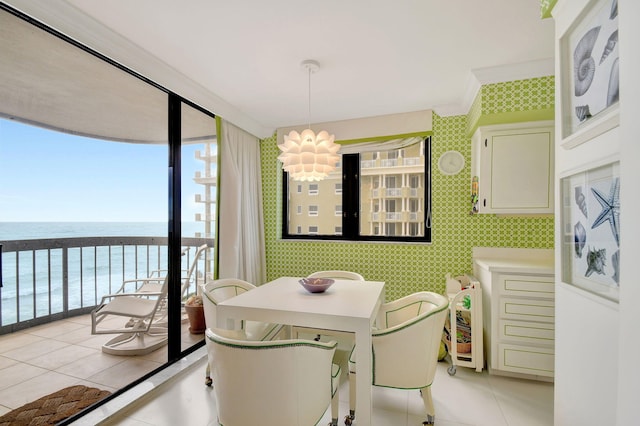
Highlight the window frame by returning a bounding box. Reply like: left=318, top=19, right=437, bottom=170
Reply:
left=281, top=136, right=432, bottom=243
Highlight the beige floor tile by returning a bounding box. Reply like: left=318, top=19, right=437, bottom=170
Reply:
left=0, top=355, right=18, bottom=371
left=87, top=358, right=162, bottom=389
left=0, top=405, right=12, bottom=416
left=1, top=338, right=69, bottom=362
left=25, top=319, right=86, bottom=339
left=0, top=362, right=48, bottom=391
left=27, top=344, right=98, bottom=370
left=55, top=351, right=126, bottom=379
left=0, top=370, right=80, bottom=409
left=0, top=332, right=45, bottom=354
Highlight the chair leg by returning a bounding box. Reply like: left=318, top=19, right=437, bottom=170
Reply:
left=344, top=371, right=356, bottom=425
left=205, top=362, right=212, bottom=387
left=420, top=386, right=435, bottom=425
left=330, top=385, right=339, bottom=426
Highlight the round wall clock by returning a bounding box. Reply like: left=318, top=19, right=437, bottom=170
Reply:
left=438, top=150, right=465, bottom=175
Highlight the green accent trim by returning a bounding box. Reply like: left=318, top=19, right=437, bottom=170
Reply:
left=467, top=109, right=554, bottom=137
left=337, top=131, right=432, bottom=145
left=207, top=333, right=338, bottom=351
left=372, top=383, right=432, bottom=391
left=374, top=301, right=449, bottom=337
left=540, top=0, right=558, bottom=19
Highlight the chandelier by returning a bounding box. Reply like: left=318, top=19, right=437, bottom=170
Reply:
left=278, top=60, right=340, bottom=181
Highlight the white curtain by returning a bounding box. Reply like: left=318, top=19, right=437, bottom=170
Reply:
left=218, top=119, right=267, bottom=284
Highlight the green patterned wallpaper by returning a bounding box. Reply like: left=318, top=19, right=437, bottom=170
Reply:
left=260, top=77, right=555, bottom=301
left=467, top=76, right=555, bottom=135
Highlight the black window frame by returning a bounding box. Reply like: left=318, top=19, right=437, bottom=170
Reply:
left=281, top=136, right=432, bottom=243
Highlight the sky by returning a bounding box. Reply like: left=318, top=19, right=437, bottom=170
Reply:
left=0, top=118, right=207, bottom=222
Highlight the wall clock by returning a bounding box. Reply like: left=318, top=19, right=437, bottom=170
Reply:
left=438, top=150, right=465, bottom=175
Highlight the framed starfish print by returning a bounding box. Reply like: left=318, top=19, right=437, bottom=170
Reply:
left=561, top=161, right=620, bottom=302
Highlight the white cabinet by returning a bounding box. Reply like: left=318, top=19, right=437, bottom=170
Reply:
left=473, top=247, right=554, bottom=380
left=471, top=121, right=554, bottom=214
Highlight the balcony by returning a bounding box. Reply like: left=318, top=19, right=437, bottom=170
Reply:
left=0, top=236, right=213, bottom=413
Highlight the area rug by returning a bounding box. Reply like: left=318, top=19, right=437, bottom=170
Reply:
left=0, top=385, right=111, bottom=426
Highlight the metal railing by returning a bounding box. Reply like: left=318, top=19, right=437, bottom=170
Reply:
left=0, top=236, right=214, bottom=334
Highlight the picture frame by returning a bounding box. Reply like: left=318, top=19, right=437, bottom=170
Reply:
left=559, top=0, right=619, bottom=148
left=560, top=161, right=620, bottom=302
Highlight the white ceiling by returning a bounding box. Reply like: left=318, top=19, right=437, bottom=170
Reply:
left=4, top=0, right=555, bottom=138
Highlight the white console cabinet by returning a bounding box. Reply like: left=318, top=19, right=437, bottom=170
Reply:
left=473, top=247, right=554, bottom=380
left=471, top=121, right=554, bottom=214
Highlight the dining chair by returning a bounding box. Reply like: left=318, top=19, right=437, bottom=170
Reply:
left=344, top=291, right=449, bottom=425
left=206, top=328, right=341, bottom=426
left=292, top=270, right=365, bottom=343
left=201, top=278, right=285, bottom=386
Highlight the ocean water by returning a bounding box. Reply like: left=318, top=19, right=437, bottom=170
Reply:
left=0, top=222, right=204, bottom=325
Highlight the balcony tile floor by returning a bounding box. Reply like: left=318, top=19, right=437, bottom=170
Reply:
left=0, top=314, right=201, bottom=414
left=1, top=317, right=554, bottom=425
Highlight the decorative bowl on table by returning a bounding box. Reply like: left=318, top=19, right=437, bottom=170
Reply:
left=299, top=278, right=335, bottom=293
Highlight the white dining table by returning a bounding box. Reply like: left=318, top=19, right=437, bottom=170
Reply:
left=216, top=276, right=385, bottom=425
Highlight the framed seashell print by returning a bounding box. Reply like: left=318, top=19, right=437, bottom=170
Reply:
left=560, top=161, right=620, bottom=302
left=560, top=0, right=619, bottom=148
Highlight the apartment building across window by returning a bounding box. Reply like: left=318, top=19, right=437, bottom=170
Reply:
left=282, top=135, right=431, bottom=242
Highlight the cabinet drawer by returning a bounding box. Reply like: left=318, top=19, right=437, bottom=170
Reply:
left=499, top=297, right=554, bottom=323
left=499, top=274, right=554, bottom=297
left=498, top=343, right=554, bottom=377
left=498, top=319, right=554, bottom=345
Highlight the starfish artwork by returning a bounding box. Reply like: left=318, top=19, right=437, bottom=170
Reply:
left=590, top=177, right=620, bottom=247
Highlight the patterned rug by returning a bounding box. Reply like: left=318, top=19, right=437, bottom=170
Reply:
left=0, top=385, right=111, bottom=426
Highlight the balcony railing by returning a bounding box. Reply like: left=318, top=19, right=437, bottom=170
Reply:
left=0, top=236, right=214, bottom=335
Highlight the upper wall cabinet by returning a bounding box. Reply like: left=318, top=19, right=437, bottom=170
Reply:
left=471, top=121, right=554, bottom=215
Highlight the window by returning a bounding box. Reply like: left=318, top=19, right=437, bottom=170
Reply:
left=297, top=205, right=302, bottom=214
left=297, top=184, right=302, bottom=193
left=282, top=136, right=431, bottom=242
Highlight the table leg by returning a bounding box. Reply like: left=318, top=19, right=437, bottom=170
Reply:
left=354, top=325, right=372, bottom=424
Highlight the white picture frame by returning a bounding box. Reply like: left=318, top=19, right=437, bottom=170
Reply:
left=560, top=161, right=620, bottom=302
left=559, top=0, right=619, bottom=148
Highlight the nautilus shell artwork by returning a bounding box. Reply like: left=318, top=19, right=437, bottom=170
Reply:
left=574, top=26, right=601, bottom=97
left=585, top=246, right=607, bottom=277
left=574, top=221, right=587, bottom=258
left=574, top=186, right=588, bottom=217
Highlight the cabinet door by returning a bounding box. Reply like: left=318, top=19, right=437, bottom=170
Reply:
left=473, top=122, right=554, bottom=214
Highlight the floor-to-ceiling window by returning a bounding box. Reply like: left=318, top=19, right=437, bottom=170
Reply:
left=0, top=3, right=216, bottom=407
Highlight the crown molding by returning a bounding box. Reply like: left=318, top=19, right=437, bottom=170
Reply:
left=434, top=58, right=555, bottom=117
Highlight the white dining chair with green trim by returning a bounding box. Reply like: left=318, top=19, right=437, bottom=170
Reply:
left=345, top=291, right=449, bottom=425
left=206, top=328, right=341, bottom=426
left=201, top=278, right=284, bottom=386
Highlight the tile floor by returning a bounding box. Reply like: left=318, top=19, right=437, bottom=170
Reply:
left=1, top=317, right=554, bottom=425
left=0, top=314, right=203, bottom=415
